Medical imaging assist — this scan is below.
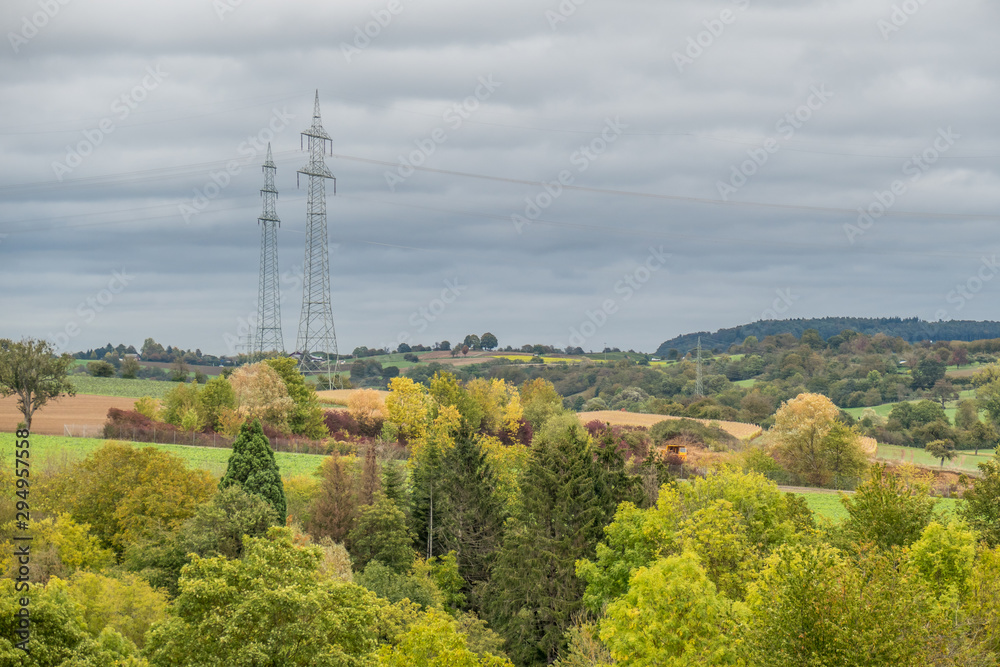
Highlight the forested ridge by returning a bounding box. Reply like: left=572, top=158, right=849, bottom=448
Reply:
left=658, top=317, right=1000, bottom=356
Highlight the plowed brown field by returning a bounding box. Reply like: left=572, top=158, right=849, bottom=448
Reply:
left=0, top=395, right=136, bottom=435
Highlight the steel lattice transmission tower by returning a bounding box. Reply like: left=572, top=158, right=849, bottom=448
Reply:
left=253, top=143, right=284, bottom=359
left=695, top=336, right=704, bottom=397
left=295, top=91, right=339, bottom=378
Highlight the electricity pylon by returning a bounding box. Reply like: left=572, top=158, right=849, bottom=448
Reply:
left=294, top=91, right=339, bottom=382
left=253, top=143, right=284, bottom=359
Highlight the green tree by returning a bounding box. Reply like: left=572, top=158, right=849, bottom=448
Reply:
left=741, top=543, right=954, bottom=666
left=0, top=337, right=76, bottom=430
left=124, top=485, right=278, bottom=596
left=678, top=499, right=753, bottom=599
left=925, top=438, right=956, bottom=467
left=480, top=332, right=499, bottom=351
left=464, top=334, right=481, bottom=351
left=120, top=356, right=141, bottom=379
left=960, top=450, right=1000, bottom=546
left=378, top=607, right=513, bottom=666
left=170, top=357, right=189, bottom=382
left=969, top=420, right=998, bottom=457
left=437, top=434, right=507, bottom=588
left=354, top=559, right=443, bottom=611
left=66, top=571, right=169, bottom=650
left=219, top=419, right=287, bottom=522
left=197, top=375, right=236, bottom=431
left=771, top=393, right=869, bottom=487
left=483, top=418, right=618, bottom=665
left=799, top=328, right=824, bottom=350
left=840, top=464, right=936, bottom=550
left=160, top=381, right=201, bottom=427
left=51, top=442, right=214, bottom=555
left=141, top=338, right=165, bottom=358
left=911, top=357, right=946, bottom=390
left=519, top=378, right=564, bottom=432
left=908, top=520, right=976, bottom=598
left=966, top=546, right=1000, bottom=655
left=143, top=527, right=383, bottom=666
left=265, top=357, right=327, bottom=438
left=576, top=501, right=672, bottom=615
left=0, top=578, right=146, bottom=666
left=577, top=467, right=801, bottom=615
left=87, top=360, right=116, bottom=377
left=599, top=553, right=741, bottom=666
left=930, top=378, right=957, bottom=408
left=383, top=462, right=410, bottom=512
left=349, top=495, right=417, bottom=573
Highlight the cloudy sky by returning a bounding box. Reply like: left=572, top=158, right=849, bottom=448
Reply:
left=2, top=0, right=999, bottom=357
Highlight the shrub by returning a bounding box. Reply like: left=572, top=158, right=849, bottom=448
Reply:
left=87, top=360, right=115, bottom=377
left=324, top=409, right=361, bottom=439
left=133, top=396, right=160, bottom=421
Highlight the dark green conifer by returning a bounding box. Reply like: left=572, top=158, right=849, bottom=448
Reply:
left=220, top=418, right=287, bottom=522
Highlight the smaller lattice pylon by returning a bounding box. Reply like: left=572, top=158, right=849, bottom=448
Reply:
left=253, top=143, right=284, bottom=359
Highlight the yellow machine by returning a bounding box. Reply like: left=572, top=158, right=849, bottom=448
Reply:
left=664, top=444, right=687, bottom=461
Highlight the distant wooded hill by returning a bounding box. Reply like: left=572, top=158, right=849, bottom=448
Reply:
left=656, top=317, right=1000, bottom=357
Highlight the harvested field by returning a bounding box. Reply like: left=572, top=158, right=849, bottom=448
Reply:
left=316, top=388, right=389, bottom=405
left=577, top=410, right=763, bottom=440
left=0, top=394, right=136, bottom=436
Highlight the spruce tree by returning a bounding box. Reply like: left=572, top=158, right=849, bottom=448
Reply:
left=220, top=419, right=287, bottom=522
left=484, top=417, right=620, bottom=666
left=410, top=432, right=447, bottom=560
left=382, top=461, right=409, bottom=512
left=348, top=495, right=416, bottom=573
left=437, top=434, right=506, bottom=590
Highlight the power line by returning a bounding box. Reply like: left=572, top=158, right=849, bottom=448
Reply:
left=328, top=152, right=999, bottom=222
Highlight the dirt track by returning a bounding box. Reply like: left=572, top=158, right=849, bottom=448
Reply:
left=0, top=394, right=136, bottom=435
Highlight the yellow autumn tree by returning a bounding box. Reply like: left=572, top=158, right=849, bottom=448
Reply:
left=229, top=362, right=295, bottom=432
left=771, top=393, right=869, bottom=486
left=466, top=377, right=523, bottom=438
left=520, top=377, right=563, bottom=431
left=385, top=376, right=434, bottom=442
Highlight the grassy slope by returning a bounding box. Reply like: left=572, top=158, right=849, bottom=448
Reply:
left=844, top=388, right=978, bottom=423
left=1, top=433, right=326, bottom=480
left=799, top=490, right=959, bottom=523
left=877, top=444, right=995, bottom=473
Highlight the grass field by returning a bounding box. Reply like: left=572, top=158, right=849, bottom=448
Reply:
left=844, top=388, right=980, bottom=423
left=734, top=379, right=757, bottom=388
left=798, top=490, right=959, bottom=523
left=66, top=376, right=177, bottom=398
left=0, top=433, right=327, bottom=480
left=877, top=444, right=995, bottom=473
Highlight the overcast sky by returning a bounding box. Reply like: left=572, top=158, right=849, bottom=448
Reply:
left=2, top=0, right=998, bottom=357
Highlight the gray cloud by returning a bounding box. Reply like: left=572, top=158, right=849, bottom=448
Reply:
left=2, top=0, right=998, bottom=355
